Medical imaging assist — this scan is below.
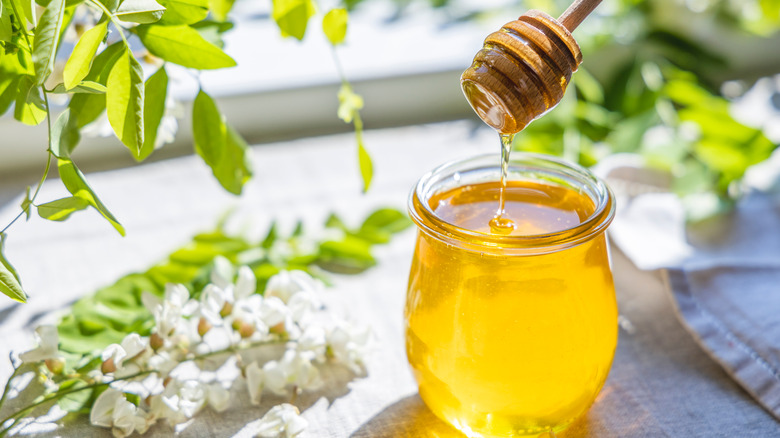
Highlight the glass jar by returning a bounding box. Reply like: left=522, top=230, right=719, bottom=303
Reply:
left=405, top=153, right=617, bottom=437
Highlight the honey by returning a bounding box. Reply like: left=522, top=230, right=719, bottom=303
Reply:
left=406, top=154, right=617, bottom=437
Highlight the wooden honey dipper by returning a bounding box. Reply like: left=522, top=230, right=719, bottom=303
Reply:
left=461, top=0, right=603, bottom=134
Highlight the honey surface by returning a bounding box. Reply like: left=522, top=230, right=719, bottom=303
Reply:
left=405, top=180, right=617, bottom=437
left=431, top=180, right=592, bottom=236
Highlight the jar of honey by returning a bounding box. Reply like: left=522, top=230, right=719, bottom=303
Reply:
left=405, top=152, right=617, bottom=437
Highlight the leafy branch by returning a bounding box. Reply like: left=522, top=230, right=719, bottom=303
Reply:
left=0, top=0, right=373, bottom=303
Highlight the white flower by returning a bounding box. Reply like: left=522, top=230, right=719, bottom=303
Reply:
left=264, top=271, right=322, bottom=304
left=90, top=388, right=149, bottom=438
left=207, top=382, right=230, bottom=412
left=327, top=321, right=371, bottom=374
left=245, top=361, right=264, bottom=405
left=296, top=326, right=326, bottom=363
left=144, top=284, right=197, bottom=339
left=200, top=284, right=232, bottom=325
left=211, top=256, right=235, bottom=289
left=233, top=295, right=270, bottom=339
left=19, top=325, right=61, bottom=363
left=260, top=296, right=290, bottom=329
left=261, top=349, right=322, bottom=396
left=256, top=403, right=308, bottom=438
left=103, top=334, right=147, bottom=367
left=287, top=291, right=321, bottom=325
left=162, top=379, right=206, bottom=420
left=235, top=266, right=257, bottom=300
left=147, top=351, right=178, bottom=376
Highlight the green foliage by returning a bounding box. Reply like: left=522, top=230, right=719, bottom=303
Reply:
left=106, top=47, right=145, bottom=156
left=0, top=233, right=26, bottom=302
left=114, top=0, right=165, bottom=23
left=56, top=208, right=411, bottom=353
left=192, top=90, right=252, bottom=194
left=37, top=194, right=91, bottom=221
left=32, top=0, right=66, bottom=85
left=63, top=20, right=107, bottom=89
left=338, top=83, right=373, bottom=192
left=157, top=0, right=208, bottom=25
left=322, top=8, right=348, bottom=45
left=140, top=66, right=168, bottom=161
left=272, top=0, right=315, bottom=40
left=134, top=24, right=236, bottom=69
left=15, top=75, right=46, bottom=125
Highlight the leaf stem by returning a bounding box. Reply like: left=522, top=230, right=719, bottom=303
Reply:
left=87, top=0, right=129, bottom=48
left=0, top=370, right=154, bottom=437
left=0, top=365, right=21, bottom=415
left=0, top=94, right=54, bottom=235
left=7, top=0, right=33, bottom=51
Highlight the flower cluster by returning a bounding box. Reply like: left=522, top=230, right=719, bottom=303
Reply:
left=15, top=261, right=370, bottom=438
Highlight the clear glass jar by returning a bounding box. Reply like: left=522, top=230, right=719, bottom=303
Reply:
left=405, top=153, right=617, bottom=437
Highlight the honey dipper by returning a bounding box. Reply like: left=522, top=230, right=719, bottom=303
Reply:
left=461, top=0, right=603, bottom=134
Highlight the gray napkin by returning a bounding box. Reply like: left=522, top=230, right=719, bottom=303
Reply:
left=610, top=189, right=780, bottom=420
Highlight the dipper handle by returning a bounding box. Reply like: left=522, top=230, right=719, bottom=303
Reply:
left=558, top=0, right=604, bottom=31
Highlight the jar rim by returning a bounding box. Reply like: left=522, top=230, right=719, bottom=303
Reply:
left=408, top=152, right=616, bottom=254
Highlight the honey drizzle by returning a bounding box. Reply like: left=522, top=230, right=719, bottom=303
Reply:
left=489, top=133, right=517, bottom=234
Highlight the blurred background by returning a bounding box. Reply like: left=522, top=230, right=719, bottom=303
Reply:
left=1, top=0, right=779, bottom=218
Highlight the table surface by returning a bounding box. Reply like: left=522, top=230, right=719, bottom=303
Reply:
left=0, top=122, right=778, bottom=437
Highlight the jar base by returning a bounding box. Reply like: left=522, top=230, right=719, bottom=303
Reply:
left=418, top=387, right=580, bottom=438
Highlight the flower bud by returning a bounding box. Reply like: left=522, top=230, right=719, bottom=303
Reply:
left=101, top=358, right=117, bottom=374
left=269, top=322, right=287, bottom=335
left=220, top=302, right=233, bottom=318
left=150, top=333, right=164, bottom=351
left=45, top=358, right=65, bottom=375
left=238, top=322, right=255, bottom=339
left=198, top=318, right=212, bottom=337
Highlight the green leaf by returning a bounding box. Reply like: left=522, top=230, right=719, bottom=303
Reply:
left=49, top=81, right=107, bottom=94
left=57, top=379, right=93, bottom=412
left=63, top=20, right=108, bottom=89
left=0, top=1, right=12, bottom=42
left=192, top=89, right=224, bottom=167
left=271, top=0, right=315, bottom=40
left=139, top=66, right=167, bottom=161
left=98, top=0, right=118, bottom=12
left=57, top=158, right=125, bottom=236
left=135, top=24, right=236, bottom=69
left=322, top=8, right=347, bottom=45
left=158, top=0, right=208, bottom=24
left=0, top=233, right=21, bottom=284
left=212, top=125, right=252, bottom=195
left=32, top=0, right=66, bottom=85
left=261, top=221, right=277, bottom=249
left=116, top=0, right=165, bottom=23
left=50, top=108, right=81, bottom=157
left=20, top=186, right=32, bottom=220
left=0, top=52, right=30, bottom=116
left=106, top=48, right=144, bottom=156
left=191, top=90, right=252, bottom=194
left=360, top=208, right=411, bottom=234
left=68, top=42, right=124, bottom=128
left=14, top=75, right=47, bottom=125
left=0, top=234, right=26, bottom=302
left=207, top=0, right=234, bottom=21
left=37, top=194, right=91, bottom=221
left=357, top=138, right=372, bottom=193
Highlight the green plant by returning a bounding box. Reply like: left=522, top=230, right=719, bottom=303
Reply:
left=0, top=0, right=371, bottom=302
